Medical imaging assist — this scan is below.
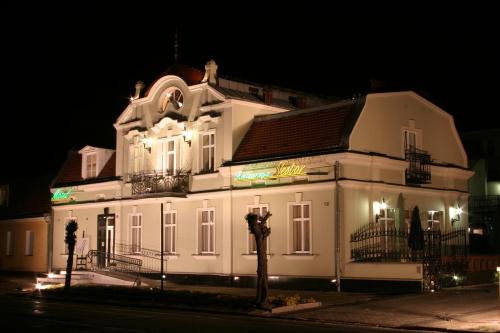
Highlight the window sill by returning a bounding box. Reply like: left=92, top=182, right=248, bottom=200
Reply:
left=241, top=254, right=273, bottom=260
left=164, top=254, right=179, bottom=260
left=193, top=171, right=219, bottom=179
left=282, top=253, right=317, bottom=260
left=192, top=254, right=219, bottom=260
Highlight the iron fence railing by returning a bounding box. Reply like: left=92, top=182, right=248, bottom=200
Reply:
left=115, top=242, right=167, bottom=273
left=350, top=223, right=467, bottom=265
left=130, top=169, right=190, bottom=196
left=87, top=250, right=142, bottom=275
left=405, top=147, right=431, bottom=184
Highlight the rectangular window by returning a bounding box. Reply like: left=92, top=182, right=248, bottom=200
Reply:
left=25, top=231, right=34, bottom=256
left=377, top=208, right=395, bottom=253
left=289, top=202, right=312, bottom=253
left=129, top=136, right=144, bottom=175
left=403, top=129, right=420, bottom=154
left=247, top=205, right=269, bottom=254
left=201, top=132, right=215, bottom=173
left=164, top=211, right=177, bottom=254
left=6, top=231, right=13, bottom=256
left=160, top=138, right=176, bottom=174
left=198, top=208, right=215, bottom=254
left=427, top=211, right=442, bottom=231
left=129, top=214, right=142, bottom=253
left=86, top=153, right=97, bottom=178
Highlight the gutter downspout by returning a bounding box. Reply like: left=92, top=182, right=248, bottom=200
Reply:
left=335, top=161, right=341, bottom=292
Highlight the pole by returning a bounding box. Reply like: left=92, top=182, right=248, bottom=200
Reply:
left=335, top=161, right=341, bottom=292
left=161, top=203, right=164, bottom=291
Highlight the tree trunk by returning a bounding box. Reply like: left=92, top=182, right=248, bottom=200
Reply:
left=256, top=236, right=268, bottom=307
left=65, top=244, right=75, bottom=290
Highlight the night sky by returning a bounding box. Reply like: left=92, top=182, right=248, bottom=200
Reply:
left=1, top=5, right=498, bottom=180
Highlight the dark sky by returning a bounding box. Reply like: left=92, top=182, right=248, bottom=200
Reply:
left=1, top=5, right=498, bottom=179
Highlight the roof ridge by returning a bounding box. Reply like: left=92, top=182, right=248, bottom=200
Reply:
left=254, top=99, right=358, bottom=122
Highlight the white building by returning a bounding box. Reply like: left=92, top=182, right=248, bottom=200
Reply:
left=50, top=61, right=472, bottom=291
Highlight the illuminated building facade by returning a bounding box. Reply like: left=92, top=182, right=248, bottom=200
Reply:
left=50, top=61, right=472, bottom=291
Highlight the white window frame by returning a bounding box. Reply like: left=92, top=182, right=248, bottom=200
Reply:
left=128, top=213, right=142, bottom=253
left=6, top=231, right=13, bottom=256
left=246, top=204, right=270, bottom=254
left=378, top=208, right=395, bottom=253
left=200, top=131, right=216, bottom=173
left=129, top=136, right=144, bottom=175
left=287, top=201, right=312, bottom=254
left=84, top=153, right=97, bottom=179
left=159, top=137, right=177, bottom=175
left=25, top=230, right=34, bottom=256
left=402, top=127, right=422, bottom=156
left=197, top=207, right=215, bottom=254
left=163, top=210, right=177, bottom=254
left=427, top=211, right=442, bottom=231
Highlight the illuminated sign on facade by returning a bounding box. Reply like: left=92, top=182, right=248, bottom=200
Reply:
left=234, top=161, right=307, bottom=182
left=51, top=188, right=73, bottom=201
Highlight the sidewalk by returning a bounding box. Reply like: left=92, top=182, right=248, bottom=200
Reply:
left=282, top=283, right=500, bottom=332
left=2, top=272, right=499, bottom=332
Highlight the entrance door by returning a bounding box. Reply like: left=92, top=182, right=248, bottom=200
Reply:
left=97, top=214, right=115, bottom=268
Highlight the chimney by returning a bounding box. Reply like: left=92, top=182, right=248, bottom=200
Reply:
left=263, top=88, right=273, bottom=105
left=202, top=59, right=218, bottom=85
left=133, top=81, right=145, bottom=99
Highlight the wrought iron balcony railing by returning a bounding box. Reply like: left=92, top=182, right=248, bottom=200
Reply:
left=405, top=147, right=431, bottom=185
left=130, top=170, right=190, bottom=196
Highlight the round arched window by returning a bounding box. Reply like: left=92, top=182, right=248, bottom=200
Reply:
left=160, top=87, right=184, bottom=113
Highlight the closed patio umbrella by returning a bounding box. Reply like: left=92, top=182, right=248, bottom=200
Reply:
left=408, top=205, right=424, bottom=261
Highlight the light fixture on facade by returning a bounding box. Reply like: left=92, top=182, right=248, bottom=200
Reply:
left=142, top=135, right=153, bottom=153
left=182, top=126, right=193, bottom=147
left=374, top=198, right=387, bottom=223
left=450, top=206, right=462, bottom=226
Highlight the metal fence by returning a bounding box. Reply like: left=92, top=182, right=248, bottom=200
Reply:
left=130, top=170, right=190, bottom=196
left=350, top=223, right=467, bottom=265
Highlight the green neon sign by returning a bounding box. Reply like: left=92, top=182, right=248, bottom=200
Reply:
left=234, top=162, right=306, bottom=182
left=52, top=188, right=73, bottom=201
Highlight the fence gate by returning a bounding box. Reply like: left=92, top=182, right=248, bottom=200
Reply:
left=423, top=230, right=441, bottom=291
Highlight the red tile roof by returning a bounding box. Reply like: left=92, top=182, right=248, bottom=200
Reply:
left=232, top=100, right=362, bottom=163
left=53, top=151, right=116, bottom=186
left=145, top=63, right=204, bottom=96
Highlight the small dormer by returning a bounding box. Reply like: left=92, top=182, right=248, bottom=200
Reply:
left=78, top=146, right=115, bottom=179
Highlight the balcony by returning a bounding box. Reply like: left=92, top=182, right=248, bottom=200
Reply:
left=130, top=170, right=190, bottom=196
left=405, top=147, right=431, bottom=185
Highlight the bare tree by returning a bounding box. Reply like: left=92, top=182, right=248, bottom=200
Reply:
left=245, top=211, right=271, bottom=308
left=64, top=220, right=78, bottom=290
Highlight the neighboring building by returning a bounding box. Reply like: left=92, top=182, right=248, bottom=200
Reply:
left=0, top=176, right=51, bottom=272
left=50, top=61, right=472, bottom=291
left=461, top=129, right=500, bottom=253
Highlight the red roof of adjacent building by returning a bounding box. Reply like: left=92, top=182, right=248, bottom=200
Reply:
left=0, top=175, right=52, bottom=219
left=231, top=99, right=364, bottom=163
left=52, top=151, right=116, bottom=186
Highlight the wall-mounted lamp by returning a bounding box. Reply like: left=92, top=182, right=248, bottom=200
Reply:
left=450, top=206, right=462, bottom=226
left=374, top=198, right=388, bottom=223
left=182, top=126, right=193, bottom=147
left=142, top=136, right=153, bottom=153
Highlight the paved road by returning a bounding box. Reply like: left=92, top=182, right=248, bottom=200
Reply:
left=0, top=295, right=431, bottom=333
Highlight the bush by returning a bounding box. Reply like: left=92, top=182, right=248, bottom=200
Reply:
left=267, top=294, right=316, bottom=307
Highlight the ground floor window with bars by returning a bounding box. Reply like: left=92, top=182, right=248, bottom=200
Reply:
left=427, top=211, right=443, bottom=231
left=246, top=205, right=269, bottom=254
left=129, top=214, right=142, bottom=253
left=289, top=202, right=312, bottom=253
left=198, top=208, right=215, bottom=254
left=163, top=211, right=176, bottom=254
